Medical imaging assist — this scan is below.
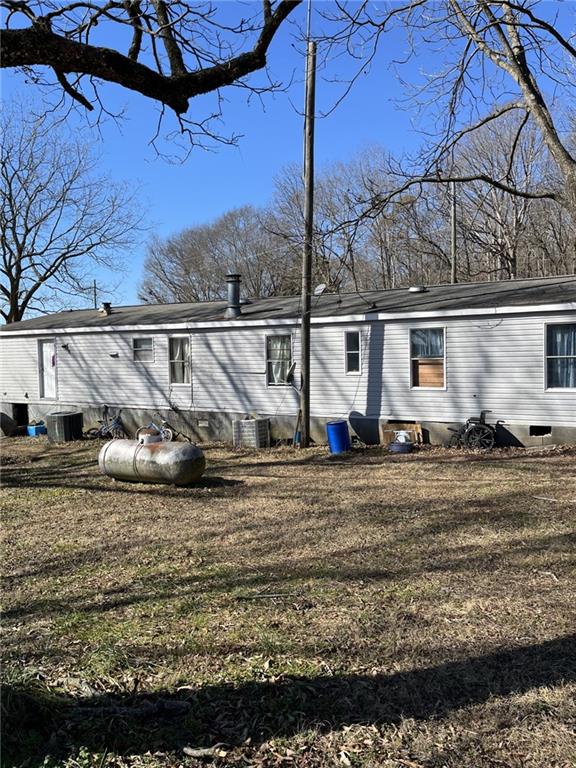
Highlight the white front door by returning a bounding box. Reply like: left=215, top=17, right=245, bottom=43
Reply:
left=39, top=339, right=57, bottom=399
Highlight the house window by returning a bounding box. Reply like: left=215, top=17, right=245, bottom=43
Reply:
left=169, top=336, right=190, bottom=384
left=133, top=337, right=154, bottom=362
left=546, top=323, right=576, bottom=389
left=345, top=331, right=361, bottom=374
left=411, top=328, right=445, bottom=388
left=266, top=335, right=292, bottom=386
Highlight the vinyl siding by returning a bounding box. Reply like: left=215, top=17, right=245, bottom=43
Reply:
left=309, top=325, right=370, bottom=418
left=56, top=331, right=172, bottom=408
left=1, top=310, right=575, bottom=427
left=0, top=335, right=40, bottom=401
left=306, top=313, right=576, bottom=425
left=0, top=327, right=302, bottom=416
left=192, top=327, right=300, bottom=416
left=373, top=312, right=576, bottom=425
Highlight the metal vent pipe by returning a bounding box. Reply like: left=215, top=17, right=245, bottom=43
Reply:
left=224, top=273, right=242, bottom=319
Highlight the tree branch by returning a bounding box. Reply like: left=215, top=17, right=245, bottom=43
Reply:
left=124, top=0, right=143, bottom=61
left=501, top=1, right=576, bottom=59
left=1, top=1, right=301, bottom=114
left=53, top=68, right=94, bottom=111
left=151, top=0, right=186, bottom=76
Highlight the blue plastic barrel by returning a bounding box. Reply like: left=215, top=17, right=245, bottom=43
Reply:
left=326, top=420, right=351, bottom=454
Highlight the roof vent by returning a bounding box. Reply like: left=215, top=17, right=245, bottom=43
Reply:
left=408, top=286, right=427, bottom=293
left=224, top=273, right=242, bottom=319
left=99, top=302, right=112, bottom=315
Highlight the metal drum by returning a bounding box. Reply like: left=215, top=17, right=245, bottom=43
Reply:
left=98, top=439, right=205, bottom=486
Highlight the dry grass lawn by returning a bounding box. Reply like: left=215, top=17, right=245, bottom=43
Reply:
left=1, top=437, right=575, bottom=768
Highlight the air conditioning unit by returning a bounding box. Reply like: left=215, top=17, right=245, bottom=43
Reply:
left=232, top=418, right=270, bottom=449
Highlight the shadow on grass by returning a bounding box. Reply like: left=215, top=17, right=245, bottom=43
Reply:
left=3, top=503, right=573, bottom=625
left=0, top=461, right=244, bottom=496
left=3, top=633, right=575, bottom=766
left=4, top=521, right=571, bottom=626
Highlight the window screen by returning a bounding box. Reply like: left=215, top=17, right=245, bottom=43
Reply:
left=169, top=337, right=190, bottom=384
left=266, top=335, right=292, bottom=385
left=410, top=328, right=445, bottom=388
left=546, top=324, right=576, bottom=388
left=133, top=337, right=154, bottom=362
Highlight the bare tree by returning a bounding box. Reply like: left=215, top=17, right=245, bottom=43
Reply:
left=452, top=116, right=545, bottom=279
left=524, top=202, right=576, bottom=277
left=267, top=158, right=380, bottom=292
left=269, top=128, right=574, bottom=291
left=140, top=227, right=220, bottom=304
left=0, top=103, right=141, bottom=323
left=139, top=205, right=298, bottom=304
left=142, top=118, right=575, bottom=309
left=366, top=118, right=576, bottom=285
left=1, top=1, right=300, bottom=145
left=322, top=1, right=576, bottom=220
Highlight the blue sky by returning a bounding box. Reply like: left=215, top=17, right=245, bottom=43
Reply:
left=3, top=2, right=425, bottom=307
left=2, top=1, right=572, bottom=308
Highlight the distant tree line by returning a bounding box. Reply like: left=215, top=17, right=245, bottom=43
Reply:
left=140, top=114, right=575, bottom=304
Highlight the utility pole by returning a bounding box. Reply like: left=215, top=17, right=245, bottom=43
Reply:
left=299, top=39, right=316, bottom=448
left=450, top=181, right=457, bottom=284
left=93, top=279, right=97, bottom=309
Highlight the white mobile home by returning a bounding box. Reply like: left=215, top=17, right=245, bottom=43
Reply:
left=1, top=275, right=575, bottom=446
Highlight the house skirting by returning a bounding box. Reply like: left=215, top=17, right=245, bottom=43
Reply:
left=3, top=401, right=576, bottom=448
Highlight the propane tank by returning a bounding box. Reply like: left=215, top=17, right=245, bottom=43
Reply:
left=98, top=439, right=205, bottom=486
